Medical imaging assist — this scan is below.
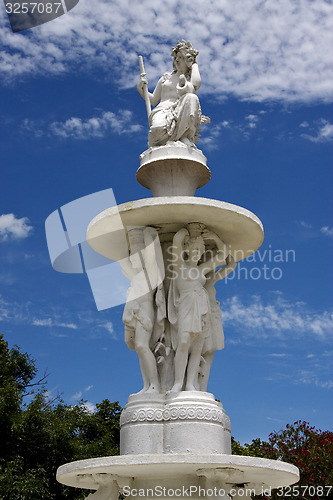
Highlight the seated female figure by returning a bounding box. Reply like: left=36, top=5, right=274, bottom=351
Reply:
left=137, top=40, right=205, bottom=148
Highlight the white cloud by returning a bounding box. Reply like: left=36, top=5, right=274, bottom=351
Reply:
left=300, top=220, right=313, bottom=229
left=71, top=391, right=83, bottom=400
left=32, top=317, right=78, bottom=329
left=295, top=370, right=333, bottom=390
left=301, top=120, right=333, bottom=143
left=58, top=322, right=78, bottom=329
left=99, top=321, right=117, bottom=339
left=71, top=387, right=95, bottom=410
left=0, top=296, right=10, bottom=322
left=0, top=295, right=119, bottom=339
left=48, top=110, right=141, bottom=139
left=222, top=294, right=333, bottom=339
left=23, top=109, right=142, bottom=140
left=320, top=226, right=333, bottom=238
left=32, top=318, right=53, bottom=327
left=0, top=213, right=33, bottom=241
left=1, top=0, right=333, bottom=102
left=200, top=111, right=266, bottom=147
left=245, top=114, right=259, bottom=128
left=200, top=122, right=226, bottom=150
left=83, top=401, right=96, bottom=413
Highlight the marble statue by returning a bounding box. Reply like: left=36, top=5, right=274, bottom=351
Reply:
left=168, top=223, right=228, bottom=392
left=85, top=475, right=118, bottom=500
left=199, top=255, right=237, bottom=391
left=121, top=227, right=165, bottom=394
left=138, top=40, right=209, bottom=148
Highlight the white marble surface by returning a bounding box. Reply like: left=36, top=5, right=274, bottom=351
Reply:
left=120, top=391, right=231, bottom=455
left=137, top=144, right=210, bottom=197
left=57, top=453, right=299, bottom=492
left=87, top=196, right=264, bottom=263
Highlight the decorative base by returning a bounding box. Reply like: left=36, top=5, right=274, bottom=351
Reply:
left=57, top=454, right=299, bottom=499
left=137, top=144, right=211, bottom=196
left=120, top=391, right=231, bottom=455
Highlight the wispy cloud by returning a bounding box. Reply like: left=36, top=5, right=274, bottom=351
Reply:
left=0, top=296, right=118, bottom=342
left=0, top=213, right=33, bottom=241
left=294, top=370, right=333, bottom=390
left=71, top=391, right=83, bottom=400
left=200, top=112, right=265, bottom=148
left=320, top=226, right=333, bottom=238
left=22, top=109, right=142, bottom=140
left=32, top=318, right=78, bottom=329
left=71, top=385, right=96, bottom=412
left=99, top=321, right=117, bottom=339
left=1, top=0, right=333, bottom=102
left=245, top=114, right=259, bottom=129
left=299, top=220, right=313, bottom=229
left=296, top=221, right=333, bottom=240
left=222, top=294, right=333, bottom=339
left=301, top=119, right=333, bottom=143
left=264, top=349, right=333, bottom=390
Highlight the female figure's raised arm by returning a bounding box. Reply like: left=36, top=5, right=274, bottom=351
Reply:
left=199, top=231, right=228, bottom=275
left=213, top=255, right=237, bottom=282
left=142, top=227, right=162, bottom=291
left=172, top=227, right=189, bottom=270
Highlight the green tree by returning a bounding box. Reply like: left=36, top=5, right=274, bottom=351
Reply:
left=259, top=421, right=333, bottom=500
left=0, top=334, right=121, bottom=499
left=0, top=334, right=38, bottom=465
left=231, top=436, right=268, bottom=457
left=232, top=422, right=333, bottom=500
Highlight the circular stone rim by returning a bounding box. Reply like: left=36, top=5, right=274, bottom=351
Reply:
left=136, top=159, right=211, bottom=191
left=139, top=144, right=208, bottom=167
left=87, top=196, right=264, bottom=262
left=57, top=453, right=299, bottom=489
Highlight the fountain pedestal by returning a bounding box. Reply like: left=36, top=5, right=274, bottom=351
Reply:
left=56, top=146, right=299, bottom=498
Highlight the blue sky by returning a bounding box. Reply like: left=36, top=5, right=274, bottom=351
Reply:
left=0, top=0, right=332, bottom=445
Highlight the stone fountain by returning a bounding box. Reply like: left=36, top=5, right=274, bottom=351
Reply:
left=55, top=40, right=299, bottom=499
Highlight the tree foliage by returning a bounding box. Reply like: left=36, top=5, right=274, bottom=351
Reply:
left=260, top=421, right=333, bottom=500
left=0, top=334, right=121, bottom=499
left=232, top=421, right=333, bottom=500
left=1, top=335, right=332, bottom=499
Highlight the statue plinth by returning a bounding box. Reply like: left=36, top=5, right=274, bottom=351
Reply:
left=137, top=145, right=211, bottom=196
left=120, top=391, right=231, bottom=456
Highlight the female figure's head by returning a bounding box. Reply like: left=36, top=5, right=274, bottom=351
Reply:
left=184, top=235, right=205, bottom=264
left=171, top=40, right=199, bottom=74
